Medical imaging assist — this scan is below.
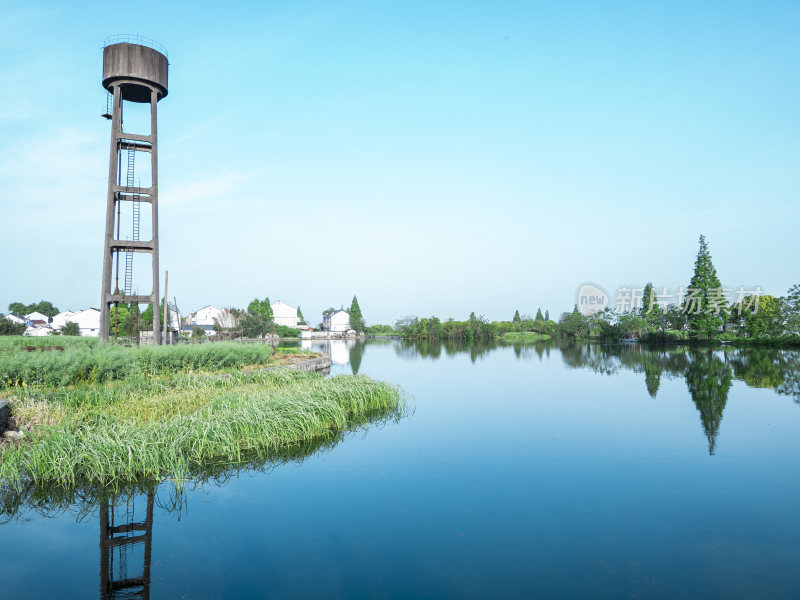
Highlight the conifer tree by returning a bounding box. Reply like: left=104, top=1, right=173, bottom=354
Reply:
left=545, top=309, right=550, bottom=321
left=513, top=310, right=521, bottom=323
left=641, top=282, right=665, bottom=331
left=686, top=235, right=727, bottom=339
left=641, top=282, right=654, bottom=316
left=348, top=295, right=365, bottom=333
left=535, top=308, right=544, bottom=322
left=297, top=306, right=306, bottom=325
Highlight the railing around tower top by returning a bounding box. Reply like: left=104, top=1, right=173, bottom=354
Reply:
left=103, top=34, right=169, bottom=59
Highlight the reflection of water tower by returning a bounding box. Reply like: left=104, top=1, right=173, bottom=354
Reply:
left=99, top=488, right=156, bottom=599
left=99, top=35, right=168, bottom=344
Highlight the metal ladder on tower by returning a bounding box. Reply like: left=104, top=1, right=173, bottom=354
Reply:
left=102, top=91, right=112, bottom=120
left=123, top=147, right=140, bottom=296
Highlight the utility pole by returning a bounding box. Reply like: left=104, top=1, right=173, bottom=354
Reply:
left=173, top=296, right=181, bottom=341
left=162, top=270, right=169, bottom=345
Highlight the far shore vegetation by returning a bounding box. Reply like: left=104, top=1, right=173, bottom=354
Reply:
left=389, top=235, right=800, bottom=348
left=4, top=236, right=799, bottom=348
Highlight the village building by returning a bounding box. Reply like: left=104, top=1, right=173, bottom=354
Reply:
left=68, top=308, right=102, bottom=337
left=51, top=311, right=77, bottom=330
left=188, top=305, right=223, bottom=327
left=2, top=313, right=26, bottom=326
left=271, top=301, right=300, bottom=328
left=24, top=325, right=55, bottom=337
left=165, top=308, right=181, bottom=332
left=323, top=309, right=351, bottom=333
left=24, top=311, right=50, bottom=327
left=184, top=305, right=224, bottom=337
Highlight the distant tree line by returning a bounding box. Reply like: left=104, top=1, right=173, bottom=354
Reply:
left=395, top=312, right=498, bottom=341
left=7, top=300, right=59, bottom=318
left=554, top=235, right=800, bottom=344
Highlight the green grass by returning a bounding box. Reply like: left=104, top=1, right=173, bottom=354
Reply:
left=501, top=332, right=551, bottom=341
left=0, top=342, right=275, bottom=387
left=1, top=370, right=404, bottom=487
left=272, top=347, right=308, bottom=355
left=1, top=425, right=351, bottom=520
left=0, top=343, right=405, bottom=489
left=0, top=335, right=98, bottom=350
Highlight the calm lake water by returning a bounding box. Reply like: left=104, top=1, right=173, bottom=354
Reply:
left=3, top=340, right=800, bottom=599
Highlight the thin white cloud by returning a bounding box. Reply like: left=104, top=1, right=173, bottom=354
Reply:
left=0, top=126, right=105, bottom=218
left=161, top=168, right=262, bottom=207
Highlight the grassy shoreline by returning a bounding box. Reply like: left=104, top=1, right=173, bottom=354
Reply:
left=0, top=341, right=404, bottom=488
left=500, top=332, right=551, bottom=341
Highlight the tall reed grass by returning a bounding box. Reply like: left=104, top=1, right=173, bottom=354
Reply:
left=1, top=370, right=405, bottom=487
left=0, top=335, right=97, bottom=350
left=0, top=342, right=274, bottom=387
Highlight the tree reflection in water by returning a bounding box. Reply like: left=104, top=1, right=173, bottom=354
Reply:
left=349, top=339, right=364, bottom=375
left=558, top=343, right=800, bottom=455
left=393, top=339, right=798, bottom=455
left=685, top=350, right=732, bottom=455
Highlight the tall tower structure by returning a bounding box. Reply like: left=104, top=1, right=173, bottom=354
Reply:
left=99, top=35, right=168, bottom=344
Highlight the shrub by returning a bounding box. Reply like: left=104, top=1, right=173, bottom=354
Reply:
left=62, top=322, right=81, bottom=336
left=275, top=325, right=300, bottom=338
left=0, top=320, right=26, bottom=336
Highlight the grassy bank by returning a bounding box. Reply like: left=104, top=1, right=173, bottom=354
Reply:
left=501, top=332, right=551, bottom=342
left=0, top=335, right=97, bottom=350
left=0, top=342, right=404, bottom=488
left=632, top=330, right=800, bottom=347
left=0, top=341, right=276, bottom=387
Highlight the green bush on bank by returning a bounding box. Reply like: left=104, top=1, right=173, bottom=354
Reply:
left=639, top=330, right=690, bottom=343
left=275, top=325, right=300, bottom=338
left=637, top=330, right=800, bottom=347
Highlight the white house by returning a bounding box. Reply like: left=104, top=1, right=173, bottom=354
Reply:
left=69, top=308, right=101, bottom=337
left=189, top=306, right=223, bottom=327
left=24, top=311, right=50, bottom=326
left=25, top=325, right=54, bottom=337
left=184, top=305, right=225, bottom=337
left=271, top=301, right=299, bottom=328
left=165, top=308, right=181, bottom=332
left=323, top=309, right=350, bottom=333
left=51, top=311, right=77, bottom=330
left=3, top=313, right=26, bottom=326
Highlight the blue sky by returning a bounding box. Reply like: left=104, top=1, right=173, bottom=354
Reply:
left=1, top=1, right=798, bottom=325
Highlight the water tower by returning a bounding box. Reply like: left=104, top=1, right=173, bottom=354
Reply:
left=99, top=35, right=168, bottom=343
